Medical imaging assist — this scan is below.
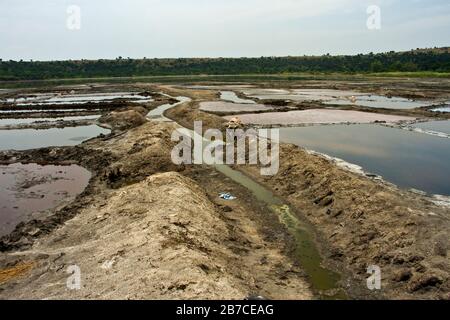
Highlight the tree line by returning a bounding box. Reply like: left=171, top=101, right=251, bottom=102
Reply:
left=1, top=49, right=449, bottom=81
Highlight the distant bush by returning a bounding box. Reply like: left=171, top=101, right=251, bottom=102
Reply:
left=1, top=49, right=449, bottom=80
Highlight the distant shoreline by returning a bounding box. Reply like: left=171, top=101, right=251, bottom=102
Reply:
left=1, top=72, right=450, bottom=89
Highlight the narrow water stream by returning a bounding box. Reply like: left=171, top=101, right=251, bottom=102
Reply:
left=148, top=95, right=347, bottom=299
left=215, top=165, right=345, bottom=299
left=147, top=96, right=191, bottom=121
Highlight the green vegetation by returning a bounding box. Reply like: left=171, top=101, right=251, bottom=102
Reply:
left=1, top=48, right=449, bottom=81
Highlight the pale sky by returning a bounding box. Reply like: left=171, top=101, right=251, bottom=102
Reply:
left=0, top=0, right=449, bottom=60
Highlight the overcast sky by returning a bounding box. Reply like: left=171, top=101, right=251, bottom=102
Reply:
left=0, top=0, right=449, bottom=61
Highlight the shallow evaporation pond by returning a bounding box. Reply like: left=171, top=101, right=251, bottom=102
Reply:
left=274, top=124, right=450, bottom=195
left=411, top=120, right=450, bottom=135
left=182, top=85, right=255, bottom=90
left=242, top=89, right=431, bottom=109
left=220, top=91, right=256, bottom=104
left=242, top=89, right=361, bottom=102
left=7, top=92, right=152, bottom=106
left=324, top=95, right=430, bottom=110
left=0, top=109, right=101, bottom=113
left=0, top=125, right=110, bottom=151
left=199, top=101, right=273, bottom=114
left=0, top=115, right=101, bottom=126
left=0, top=163, right=91, bottom=237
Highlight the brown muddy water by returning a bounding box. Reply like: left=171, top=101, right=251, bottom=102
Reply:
left=0, top=163, right=91, bottom=237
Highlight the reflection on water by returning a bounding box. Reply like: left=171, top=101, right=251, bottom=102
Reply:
left=0, top=125, right=110, bottom=150
left=276, top=124, right=450, bottom=195
left=0, top=163, right=91, bottom=236
left=412, top=120, right=450, bottom=135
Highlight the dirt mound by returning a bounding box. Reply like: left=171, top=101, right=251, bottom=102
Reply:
left=118, top=106, right=149, bottom=116
left=0, top=172, right=311, bottom=299
left=100, top=110, right=147, bottom=131
left=0, top=121, right=180, bottom=250
left=165, top=100, right=227, bottom=132
left=96, top=122, right=182, bottom=188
